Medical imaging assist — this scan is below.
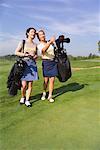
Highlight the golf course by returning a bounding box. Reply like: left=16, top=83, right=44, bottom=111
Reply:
left=0, top=58, right=100, bottom=150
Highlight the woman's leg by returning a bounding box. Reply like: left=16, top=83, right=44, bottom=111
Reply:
left=21, top=80, right=27, bottom=98
left=20, top=80, right=27, bottom=104
left=41, top=77, right=49, bottom=100
left=43, top=77, right=49, bottom=91
left=25, top=81, right=33, bottom=106
left=26, top=81, right=33, bottom=101
left=48, top=77, right=55, bottom=102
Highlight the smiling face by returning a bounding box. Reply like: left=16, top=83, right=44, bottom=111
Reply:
left=37, top=30, right=46, bottom=42
left=26, top=28, right=36, bottom=39
left=27, top=29, right=36, bottom=39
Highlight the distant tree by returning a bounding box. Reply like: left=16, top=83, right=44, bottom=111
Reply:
left=88, top=53, right=92, bottom=58
left=98, top=41, right=100, bottom=52
left=88, top=53, right=99, bottom=59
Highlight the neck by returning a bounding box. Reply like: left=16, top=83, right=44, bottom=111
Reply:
left=27, top=37, right=33, bottom=43
left=40, top=40, right=47, bottom=43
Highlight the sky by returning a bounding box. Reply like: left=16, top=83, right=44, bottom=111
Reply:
left=0, top=0, right=100, bottom=56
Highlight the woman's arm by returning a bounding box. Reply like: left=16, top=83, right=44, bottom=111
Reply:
left=15, top=42, right=29, bottom=57
left=15, top=42, right=25, bottom=57
left=42, top=36, right=55, bottom=55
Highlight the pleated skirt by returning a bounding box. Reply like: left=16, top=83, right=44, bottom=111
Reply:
left=21, top=59, right=38, bottom=81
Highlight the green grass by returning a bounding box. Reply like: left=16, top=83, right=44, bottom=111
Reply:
left=0, top=59, right=100, bottom=150
left=71, top=59, right=100, bottom=68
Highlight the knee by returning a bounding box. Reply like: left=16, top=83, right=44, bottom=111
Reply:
left=21, top=82, right=27, bottom=89
left=28, top=82, right=33, bottom=90
left=22, top=84, right=27, bottom=90
left=44, top=81, right=48, bottom=86
left=50, top=77, right=55, bottom=84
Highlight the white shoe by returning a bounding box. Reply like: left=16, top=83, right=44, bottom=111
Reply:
left=20, top=97, right=25, bottom=104
left=25, top=100, right=31, bottom=107
left=41, top=92, right=46, bottom=100
left=48, top=98, right=55, bottom=103
left=41, top=95, right=46, bottom=100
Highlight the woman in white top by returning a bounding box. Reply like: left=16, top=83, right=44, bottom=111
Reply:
left=37, top=30, right=58, bottom=103
left=15, top=27, right=38, bottom=107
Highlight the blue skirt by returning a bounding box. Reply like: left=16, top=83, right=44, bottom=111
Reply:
left=42, top=59, right=58, bottom=77
left=21, top=59, right=38, bottom=81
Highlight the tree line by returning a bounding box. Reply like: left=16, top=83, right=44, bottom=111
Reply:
left=0, top=53, right=100, bottom=61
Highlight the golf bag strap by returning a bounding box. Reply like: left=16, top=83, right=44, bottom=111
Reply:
left=22, top=40, right=25, bottom=53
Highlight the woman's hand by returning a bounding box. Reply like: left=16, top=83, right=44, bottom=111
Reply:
left=24, top=52, right=29, bottom=57
left=50, top=36, right=55, bottom=44
left=42, top=36, right=56, bottom=54
left=33, top=54, right=38, bottom=60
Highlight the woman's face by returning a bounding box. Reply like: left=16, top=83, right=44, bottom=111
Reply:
left=38, top=31, right=45, bottom=42
left=27, top=29, right=36, bottom=39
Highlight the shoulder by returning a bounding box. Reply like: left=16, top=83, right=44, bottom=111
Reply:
left=18, top=40, right=25, bottom=46
left=33, top=42, right=37, bottom=46
left=37, top=43, right=45, bottom=49
left=37, top=42, right=44, bottom=46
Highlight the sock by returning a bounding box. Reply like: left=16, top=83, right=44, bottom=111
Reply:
left=43, top=91, right=46, bottom=96
left=48, top=94, right=52, bottom=99
left=26, top=99, right=29, bottom=101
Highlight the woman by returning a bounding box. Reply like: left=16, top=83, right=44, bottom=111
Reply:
left=37, top=30, right=58, bottom=103
left=15, top=27, right=38, bottom=107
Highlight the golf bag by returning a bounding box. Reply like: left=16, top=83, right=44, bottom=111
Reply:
left=7, top=40, right=26, bottom=96
left=55, top=35, right=72, bottom=82
left=7, top=58, right=26, bottom=96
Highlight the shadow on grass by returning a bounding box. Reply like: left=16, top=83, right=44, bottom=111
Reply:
left=30, top=82, right=87, bottom=103
left=53, top=82, right=87, bottom=98
left=30, top=93, right=42, bottom=103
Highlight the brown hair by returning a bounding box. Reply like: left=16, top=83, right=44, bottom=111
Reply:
left=37, top=30, right=45, bottom=41
left=26, top=27, right=36, bottom=38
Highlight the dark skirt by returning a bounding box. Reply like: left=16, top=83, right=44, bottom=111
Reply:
left=21, top=59, right=38, bottom=81
left=42, top=59, right=58, bottom=77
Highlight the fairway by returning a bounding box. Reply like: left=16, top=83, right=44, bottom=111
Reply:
left=0, top=59, right=100, bottom=150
